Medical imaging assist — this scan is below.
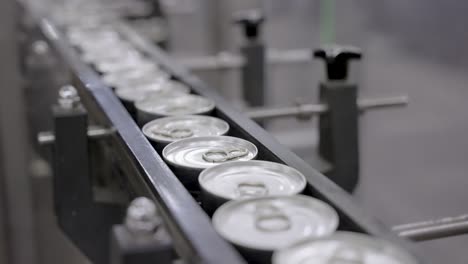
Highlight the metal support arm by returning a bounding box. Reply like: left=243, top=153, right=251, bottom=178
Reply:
left=246, top=95, right=409, bottom=121
left=395, top=214, right=468, bottom=242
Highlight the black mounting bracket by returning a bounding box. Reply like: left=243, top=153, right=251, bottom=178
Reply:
left=110, top=225, right=174, bottom=264
left=52, top=102, right=125, bottom=264
left=315, top=45, right=361, bottom=192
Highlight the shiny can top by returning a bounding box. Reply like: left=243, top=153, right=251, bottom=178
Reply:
left=213, top=195, right=339, bottom=251
left=163, top=136, right=257, bottom=170
left=102, top=65, right=169, bottom=88
left=115, top=80, right=190, bottom=102
left=273, top=231, right=419, bottom=264
left=143, top=115, right=230, bottom=144
left=199, top=161, right=307, bottom=200
left=135, top=94, right=215, bottom=117
left=94, top=55, right=152, bottom=74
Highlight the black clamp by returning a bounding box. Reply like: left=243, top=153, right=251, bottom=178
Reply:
left=314, top=45, right=362, bottom=192
left=314, top=45, right=361, bottom=81
left=232, top=9, right=265, bottom=41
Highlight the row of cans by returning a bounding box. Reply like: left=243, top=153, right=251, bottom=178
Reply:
left=64, top=17, right=418, bottom=264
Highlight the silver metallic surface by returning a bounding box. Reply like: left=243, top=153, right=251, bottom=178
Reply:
left=246, top=95, right=409, bottom=121
left=135, top=94, right=216, bottom=124
left=101, top=64, right=166, bottom=87
left=57, top=85, right=80, bottom=109
left=394, top=214, right=468, bottom=242
left=273, top=231, right=418, bottom=264
left=115, top=80, right=189, bottom=103
left=212, top=195, right=339, bottom=252
left=199, top=160, right=307, bottom=214
left=163, top=136, right=257, bottom=170
left=176, top=49, right=313, bottom=71
left=142, top=115, right=229, bottom=145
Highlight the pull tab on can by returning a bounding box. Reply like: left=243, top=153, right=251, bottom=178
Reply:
left=152, top=127, right=194, bottom=139
left=236, top=182, right=268, bottom=198
left=254, top=203, right=291, bottom=232
left=202, top=148, right=249, bottom=163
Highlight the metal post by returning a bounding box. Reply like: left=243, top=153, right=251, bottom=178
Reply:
left=52, top=86, right=124, bottom=264
left=0, top=0, right=38, bottom=263
left=314, top=45, right=362, bottom=192
left=233, top=10, right=266, bottom=108
left=395, top=214, right=468, bottom=242
left=110, top=197, right=174, bottom=264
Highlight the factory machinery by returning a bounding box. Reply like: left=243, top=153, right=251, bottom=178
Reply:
left=9, top=0, right=468, bottom=263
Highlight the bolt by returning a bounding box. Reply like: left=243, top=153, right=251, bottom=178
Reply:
left=58, top=85, right=80, bottom=109
left=125, top=197, right=162, bottom=238
left=32, top=40, right=49, bottom=55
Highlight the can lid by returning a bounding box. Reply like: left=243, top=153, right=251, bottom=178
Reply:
left=95, top=56, right=150, bottom=74
left=101, top=63, right=166, bottom=87
left=82, top=45, right=138, bottom=63
left=199, top=161, right=307, bottom=200
left=115, top=80, right=190, bottom=102
left=135, top=94, right=215, bottom=117
left=272, top=231, right=419, bottom=264
left=163, top=136, right=257, bottom=170
left=212, top=195, right=339, bottom=251
left=143, top=115, right=229, bottom=144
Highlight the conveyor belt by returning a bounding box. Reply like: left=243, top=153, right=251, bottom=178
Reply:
left=32, top=12, right=424, bottom=264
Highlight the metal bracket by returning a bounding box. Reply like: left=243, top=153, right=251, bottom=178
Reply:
left=317, top=81, right=359, bottom=192
left=394, top=214, right=468, bottom=242
left=51, top=88, right=125, bottom=264
left=110, top=197, right=175, bottom=264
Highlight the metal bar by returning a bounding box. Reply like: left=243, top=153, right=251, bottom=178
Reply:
left=176, top=49, right=312, bottom=71
left=246, top=95, right=408, bottom=121
left=37, top=126, right=115, bottom=145
left=395, top=215, right=468, bottom=242
left=118, top=23, right=424, bottom=263
left=36, top=17, right=246, bottom=264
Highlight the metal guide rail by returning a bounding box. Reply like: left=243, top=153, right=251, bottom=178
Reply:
left=31, top=12, right=424, bottom=264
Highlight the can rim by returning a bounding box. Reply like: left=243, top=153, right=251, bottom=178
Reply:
left=135, top=94, right=216, bottom=117
left=212, top=194, right=339, bottom=251
left=115, top=81, right=190, bottom=102
left=162, top=136, right=258, bottom=170
left=272, top=231, right=419, bottom=264
left=199, top=160, right=307, bottom=200
left=142, top=115, right=230, bottom=143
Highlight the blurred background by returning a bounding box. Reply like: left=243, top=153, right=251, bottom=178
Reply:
left=1, top=0, right=468, bottom=263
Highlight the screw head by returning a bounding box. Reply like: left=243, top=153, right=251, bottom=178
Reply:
left=58, top=85, right=80, bottom=109
left=125, top=197, right=162, bottom=237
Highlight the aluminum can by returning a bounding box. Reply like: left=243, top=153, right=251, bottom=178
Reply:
left=213, top=195, right=339, bottom=264
left=199, top=160, right=307, bottom=214
left=93, top=53, right=152, bottom=74
left=162, top=136, right=257, bottom=188
left=273, top=231, right=419, bottom=264
left=135, top=94, right=215, bottom=125
left=102, top=64, right=168, bottom=89
left=115, top=80, right=189, bottom=117
left=142, top=115, right=229, bottom=150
